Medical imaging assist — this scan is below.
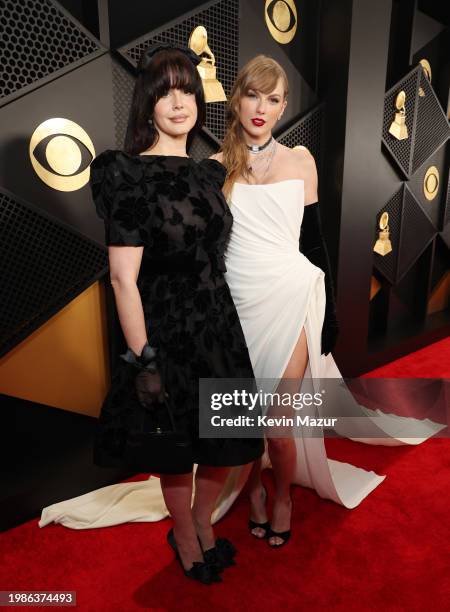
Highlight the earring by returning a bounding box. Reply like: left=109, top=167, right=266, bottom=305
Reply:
left=148, top=118, right=153, bottom=125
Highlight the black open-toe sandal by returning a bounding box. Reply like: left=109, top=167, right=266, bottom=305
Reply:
left=248, top=485, right=270, bottom=539
left=167, top=528, right=222, bottom=584
left=248, top=519, right=271, bottom=539
left=267, top=527, right=291, bottom=548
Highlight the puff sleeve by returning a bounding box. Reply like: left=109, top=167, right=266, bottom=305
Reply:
left=89, top=150, right=148, bottom=247
left=201, top=158, right=227, bottom=190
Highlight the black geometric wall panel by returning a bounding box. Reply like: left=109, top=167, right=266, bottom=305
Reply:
left=413, top=69, right=450, bottom=172
left=382, top=64, right=450, bottom=178
left=117, top=0, right=239, bottom=142
left=0, top=0, right=104, bottom=106
left=398, top=187, right=436, bottom=276
left=277, top=103, right=326, bottom=180
left=440, top=222, right=450, bottom=250
left=0, top=186, right=108, bottom=357
left=111, top=60, right=136, bottom=150
left=406, top=144, right=447, bottom=230
left=189, top=133, right=218, bottom=161
left=373, top=184, right=436, bottom=285
left=444, top=171, right=450, bottom=228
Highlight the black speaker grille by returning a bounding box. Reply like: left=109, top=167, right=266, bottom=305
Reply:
left=0, top=0, right=101, bottom=102
left=0, top=188, right=108, bottom=356
left=118, top=0, right=239, bottom=142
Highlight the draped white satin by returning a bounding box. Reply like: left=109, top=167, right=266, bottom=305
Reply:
left=39, top=179, right=445, bottom=530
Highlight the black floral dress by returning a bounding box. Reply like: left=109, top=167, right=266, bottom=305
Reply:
left=89, top=150, right=264, bottom=473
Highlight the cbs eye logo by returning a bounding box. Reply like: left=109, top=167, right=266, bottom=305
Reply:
left=29, top=118, right=95, bottom=192
left=265, top=0, right=298, bottom=44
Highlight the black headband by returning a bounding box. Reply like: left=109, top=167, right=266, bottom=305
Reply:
left=137, top=42, right=201, bottom=73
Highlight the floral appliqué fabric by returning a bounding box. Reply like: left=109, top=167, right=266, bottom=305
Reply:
left=89, top=150, right=264, bottom=472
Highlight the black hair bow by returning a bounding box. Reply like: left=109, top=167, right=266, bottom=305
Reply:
left=137, top=42, right=201, bottom=73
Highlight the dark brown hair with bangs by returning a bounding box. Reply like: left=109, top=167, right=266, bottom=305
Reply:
left=124, top=47, right=205, bottom=156
left=220, top=55, right=288, bottom=200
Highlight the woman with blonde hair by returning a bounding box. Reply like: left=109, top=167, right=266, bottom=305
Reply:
left=211, top=54, right=339, bottom=547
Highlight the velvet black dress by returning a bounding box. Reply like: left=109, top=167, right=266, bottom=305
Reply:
left=89, top=150, right=264, bottom=474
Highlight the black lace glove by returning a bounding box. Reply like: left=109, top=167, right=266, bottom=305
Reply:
left=299, top=201, right=340, bottom=356
left=120, top=343, right=166, bottom=407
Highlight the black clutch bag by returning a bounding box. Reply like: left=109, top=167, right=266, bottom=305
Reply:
left=122, top=368, right=194, bottom=474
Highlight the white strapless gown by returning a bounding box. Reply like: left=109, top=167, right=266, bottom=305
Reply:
left=39, top=179, right=445, bottom=530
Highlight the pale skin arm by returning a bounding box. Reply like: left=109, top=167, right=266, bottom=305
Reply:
left=108, top=245, right=148, bottom=356
left=293, top=147, right=318, bottom=205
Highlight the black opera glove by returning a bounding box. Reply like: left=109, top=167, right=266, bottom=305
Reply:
left=120, top=343, right=165, bottom=407
left=299, top=201, right=340, bottom=356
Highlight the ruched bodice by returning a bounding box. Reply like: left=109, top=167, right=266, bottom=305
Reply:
left=225, top=180, right=326, bottom=384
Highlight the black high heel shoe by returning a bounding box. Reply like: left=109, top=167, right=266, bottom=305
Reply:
left=248, top=485, right=270, bottom=539
left=266, top=527, right=291, bottom=547
left=167, top=528, right=222, bottom=584
left=267, top=498, right=293, bottom=548
left=198, top=535, right=237, bottom=573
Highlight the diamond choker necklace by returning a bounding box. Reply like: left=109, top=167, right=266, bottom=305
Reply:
left=246, top=135, right=274, bottom=153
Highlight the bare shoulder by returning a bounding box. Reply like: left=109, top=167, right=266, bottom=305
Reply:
left=292, top=145, right=317, bottom=170
left=279, top=145, right=318, bottom=206
left=209, top=151, right=224, bottom=163
left=278, top=144, right=316, bottom=172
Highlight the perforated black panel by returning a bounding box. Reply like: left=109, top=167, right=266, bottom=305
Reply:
left=0, top=0, right=102, bottom=103
left=277, top=104, right=325, bottom=178
left=373, top=184, right=437, bottom=285
left=0, top=188, right=108, bottom=357
left=112, top=59, right=135, bottom=150
left=190, top=133, right=217, bottom=162
left=382, top=66, right=419, bottom=178
left=373, top=188, right=402, bottom=284
left=412, top=70, right=450, bottom=173
left=398, top=186, right=436, bottom=280
left=118, top=0, right=239, bottom=142
left=382, top=64, right=450, bottom=178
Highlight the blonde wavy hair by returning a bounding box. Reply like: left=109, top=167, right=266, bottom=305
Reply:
left=221, top=55, right=289, bottom=200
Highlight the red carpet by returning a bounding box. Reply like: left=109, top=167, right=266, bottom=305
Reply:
left=1, top=337, right=449, bottom=611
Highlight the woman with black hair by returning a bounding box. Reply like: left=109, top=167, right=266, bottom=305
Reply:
left=88, top=44, right=264, bottom=584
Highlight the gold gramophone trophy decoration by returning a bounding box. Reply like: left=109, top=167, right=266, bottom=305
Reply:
left=388, top=90, right=408, bottom=140
left=189, top=25, right=226, bottom=103
left=373, top=211, right=393, bottom=256
left=418, top=59, right=431, bottom=97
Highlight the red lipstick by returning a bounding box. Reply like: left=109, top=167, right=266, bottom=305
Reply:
left=251, top=118, right=266, bottom=127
